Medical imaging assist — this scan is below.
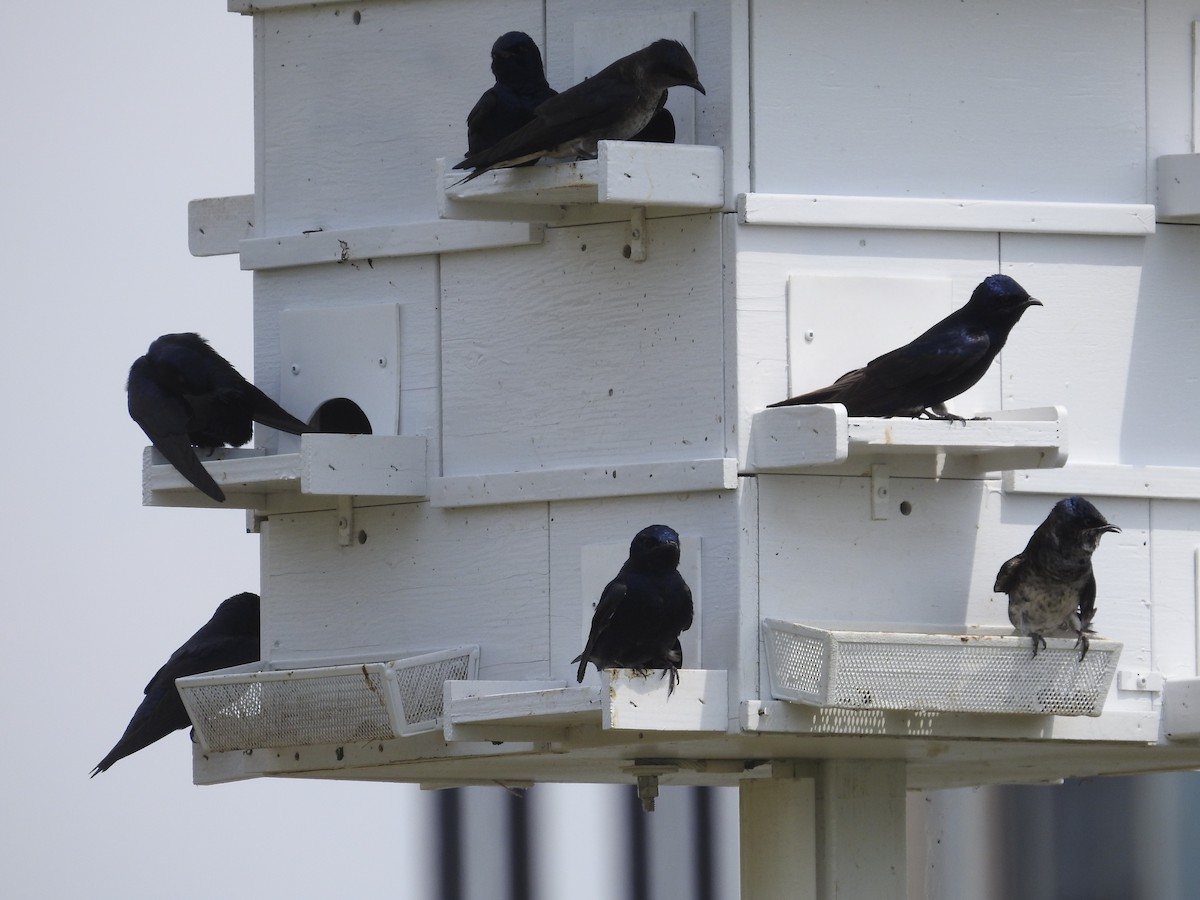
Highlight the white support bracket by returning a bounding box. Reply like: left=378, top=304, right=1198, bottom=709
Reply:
left=871, top=463, right=890, bottom=520
left=336, top=495, right=354, bottom=547
left=625, top=207, right=647, bottom=261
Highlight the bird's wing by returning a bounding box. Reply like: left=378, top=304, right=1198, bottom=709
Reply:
left=465, top=88, right=499, bottom=133
left=128, top=364, right=226, bottom=502
left=864, top=323, right=990, bottom=390
left=1079, top=572, right=1098, bottom=632
left=573, top=577, right=628, bottom=681
left=242, top=382, right=311, bottom=436
left=456, top=77, right=640, bottom=172
left=994, top=554, right=1024, bottom=593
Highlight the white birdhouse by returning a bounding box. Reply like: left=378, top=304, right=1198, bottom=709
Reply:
left=154, top=1, right=1200, bottom=895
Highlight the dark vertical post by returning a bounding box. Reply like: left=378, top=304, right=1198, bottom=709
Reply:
left=628, top=785, right=650, bottom=900
left=508, top=789, right=532, bottom=900
left=438, top=789, right=462, bottom=900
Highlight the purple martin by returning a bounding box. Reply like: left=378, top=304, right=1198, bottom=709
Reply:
left=994, top=497, right=1120, bottom=660
left=91, top=592, right=260, bottom=776
left=573, top=524, right=694, bottom=695
left=454, top=39, right=704, bottom=182
left=768, top=274, right=1042, bottom=420
left=128, top=333, right=312, bottom=502
left=466, top=32, right=556, bottom=160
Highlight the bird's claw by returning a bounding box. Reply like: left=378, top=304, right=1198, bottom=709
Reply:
left=1073, top=632, right=1090, bottom=662
left=1030, top=633, right=1047, bottom=658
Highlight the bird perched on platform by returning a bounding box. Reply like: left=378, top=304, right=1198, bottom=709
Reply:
left=768, top=274, right=1042, bottom=419
left=466, top=31, right=557, bottom=159
left=127, top=333, right=312, bottom=502
left=994, top=497, right=1120, bottom=661
left=92, top=592, right=260, bottom=776
left=574, top=524, right=694, bottom=695
left=454, top=38, right=704, bottom=182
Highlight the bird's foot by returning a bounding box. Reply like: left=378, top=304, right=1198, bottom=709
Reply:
left=660, top=665, right=680, bottom=697
left=1073, top=631, right=1090, bottom=662
left=919, top=404, right=968, bottom=425
left=1030, top=633, right=1047, bottom=658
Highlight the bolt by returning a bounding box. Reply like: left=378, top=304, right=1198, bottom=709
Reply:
left=804, top=330, right=815, bottom=343
left=290, top=364, right=300, bottom=375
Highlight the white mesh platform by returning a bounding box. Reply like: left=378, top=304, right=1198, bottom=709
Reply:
left=763, top=620, right=1121, bottom=717
left=177, top=647, right=478, bottom=752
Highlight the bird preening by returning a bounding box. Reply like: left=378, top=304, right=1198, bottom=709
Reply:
left=92, top=592, right=261, bottom=776
left=995, top=497, right=1120, bottom=661
left=455, top=38, right=704, bottom=183
left=128, top=333, right=312, bottom=502
left=769, top=274, right=1042, bottom=420
left=574, top=524, right=694, bottom=696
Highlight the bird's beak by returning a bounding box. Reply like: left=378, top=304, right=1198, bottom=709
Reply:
left=691, top=80, right=707, bottom=95
left=1026, top=298, right=1044, bottom=307
left=1099, top=524, right=1121, bottom=534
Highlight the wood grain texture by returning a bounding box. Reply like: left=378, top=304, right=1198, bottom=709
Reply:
left=256, top=1, right=543, bottom=234
left=751, top=0, right=1146, bottom=203
left=441, top=214, right=727, bottom=474
left=263, top=502, right=550, bottom=680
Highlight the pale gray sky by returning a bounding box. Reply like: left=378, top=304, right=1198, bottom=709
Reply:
left=0, top=5, right=437, bottom=896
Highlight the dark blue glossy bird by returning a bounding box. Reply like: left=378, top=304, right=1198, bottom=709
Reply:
left=454, top=39, right=704, bottom=182
left=128, top=333, right=312, bottom=502
left=994, top=497, right=1120, bottom=660
left=466, top=32, right=556, bottom=159
left=769, top=274, right=1042, bottom=419
left=92, top=592, right=260, bottom=776
left=574, top=525, right=694, bottom=695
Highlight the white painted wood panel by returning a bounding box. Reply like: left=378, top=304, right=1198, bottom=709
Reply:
left=441, top=214, right=727, bottom=475
left=751, top=0, right=1146, bottom=203
left=256, top=1, right=543, bottom=233
left=263, top=502, right=549, bottom=680
left=1146, top=500, right=1200, bottom=680
left=999, top=234, right=1152, bottom=464
left=252, top=258, right=440, bottom=460
left=739, top=194, right=1155, bottom=236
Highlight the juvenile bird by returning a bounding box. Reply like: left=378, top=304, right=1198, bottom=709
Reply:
left=454, top=39, right=704, bottom=182
left=92, top=592, right=260, bottom=776
left=128, top=333, right=312, bottom=502
left=994, top=497, right=1120, bottom=660
left=466, top=31, right=556, bottom=159
left=768, top=274, right=1042, bottom=419
left=574, top=524, right=694, bottom=695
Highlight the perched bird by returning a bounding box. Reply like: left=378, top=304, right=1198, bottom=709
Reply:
left=994, top=497, right=1120, bottom=660
left=92, top=592, right=261, bottom=776
left=768, top=274, right=1042, bottom=419
left=454, top=38, right=704, bottom=182
left=631, top=93, right=676, bottom=144
left=574, top=524, right=694, bottom=695
left=466, top=31, right=556, bottom=159
left=128, top=333, right=312, bottom=502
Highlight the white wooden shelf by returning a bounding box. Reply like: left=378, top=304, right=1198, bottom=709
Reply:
left=442, top=670, right=729, bottom=742
left=142, top=433, right=428, bottom=510
left=438, top=141, right=725, bottom=224
left=738, top=192, right=1156, bottom=235
left=431, top=457, right=739, bottom=508
left=747, top=404, right=1067, bottom=473
left=187, top=194, right=545, bottom=266
left=1004, top=462, right=1200, bottom=500
left=1156, top=154, right=1200, bottom=223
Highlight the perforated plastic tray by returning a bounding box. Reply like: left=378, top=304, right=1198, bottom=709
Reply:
left=177, top=647, right=478, bottom=752
left=763, top=620, right=1120, bottom=717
